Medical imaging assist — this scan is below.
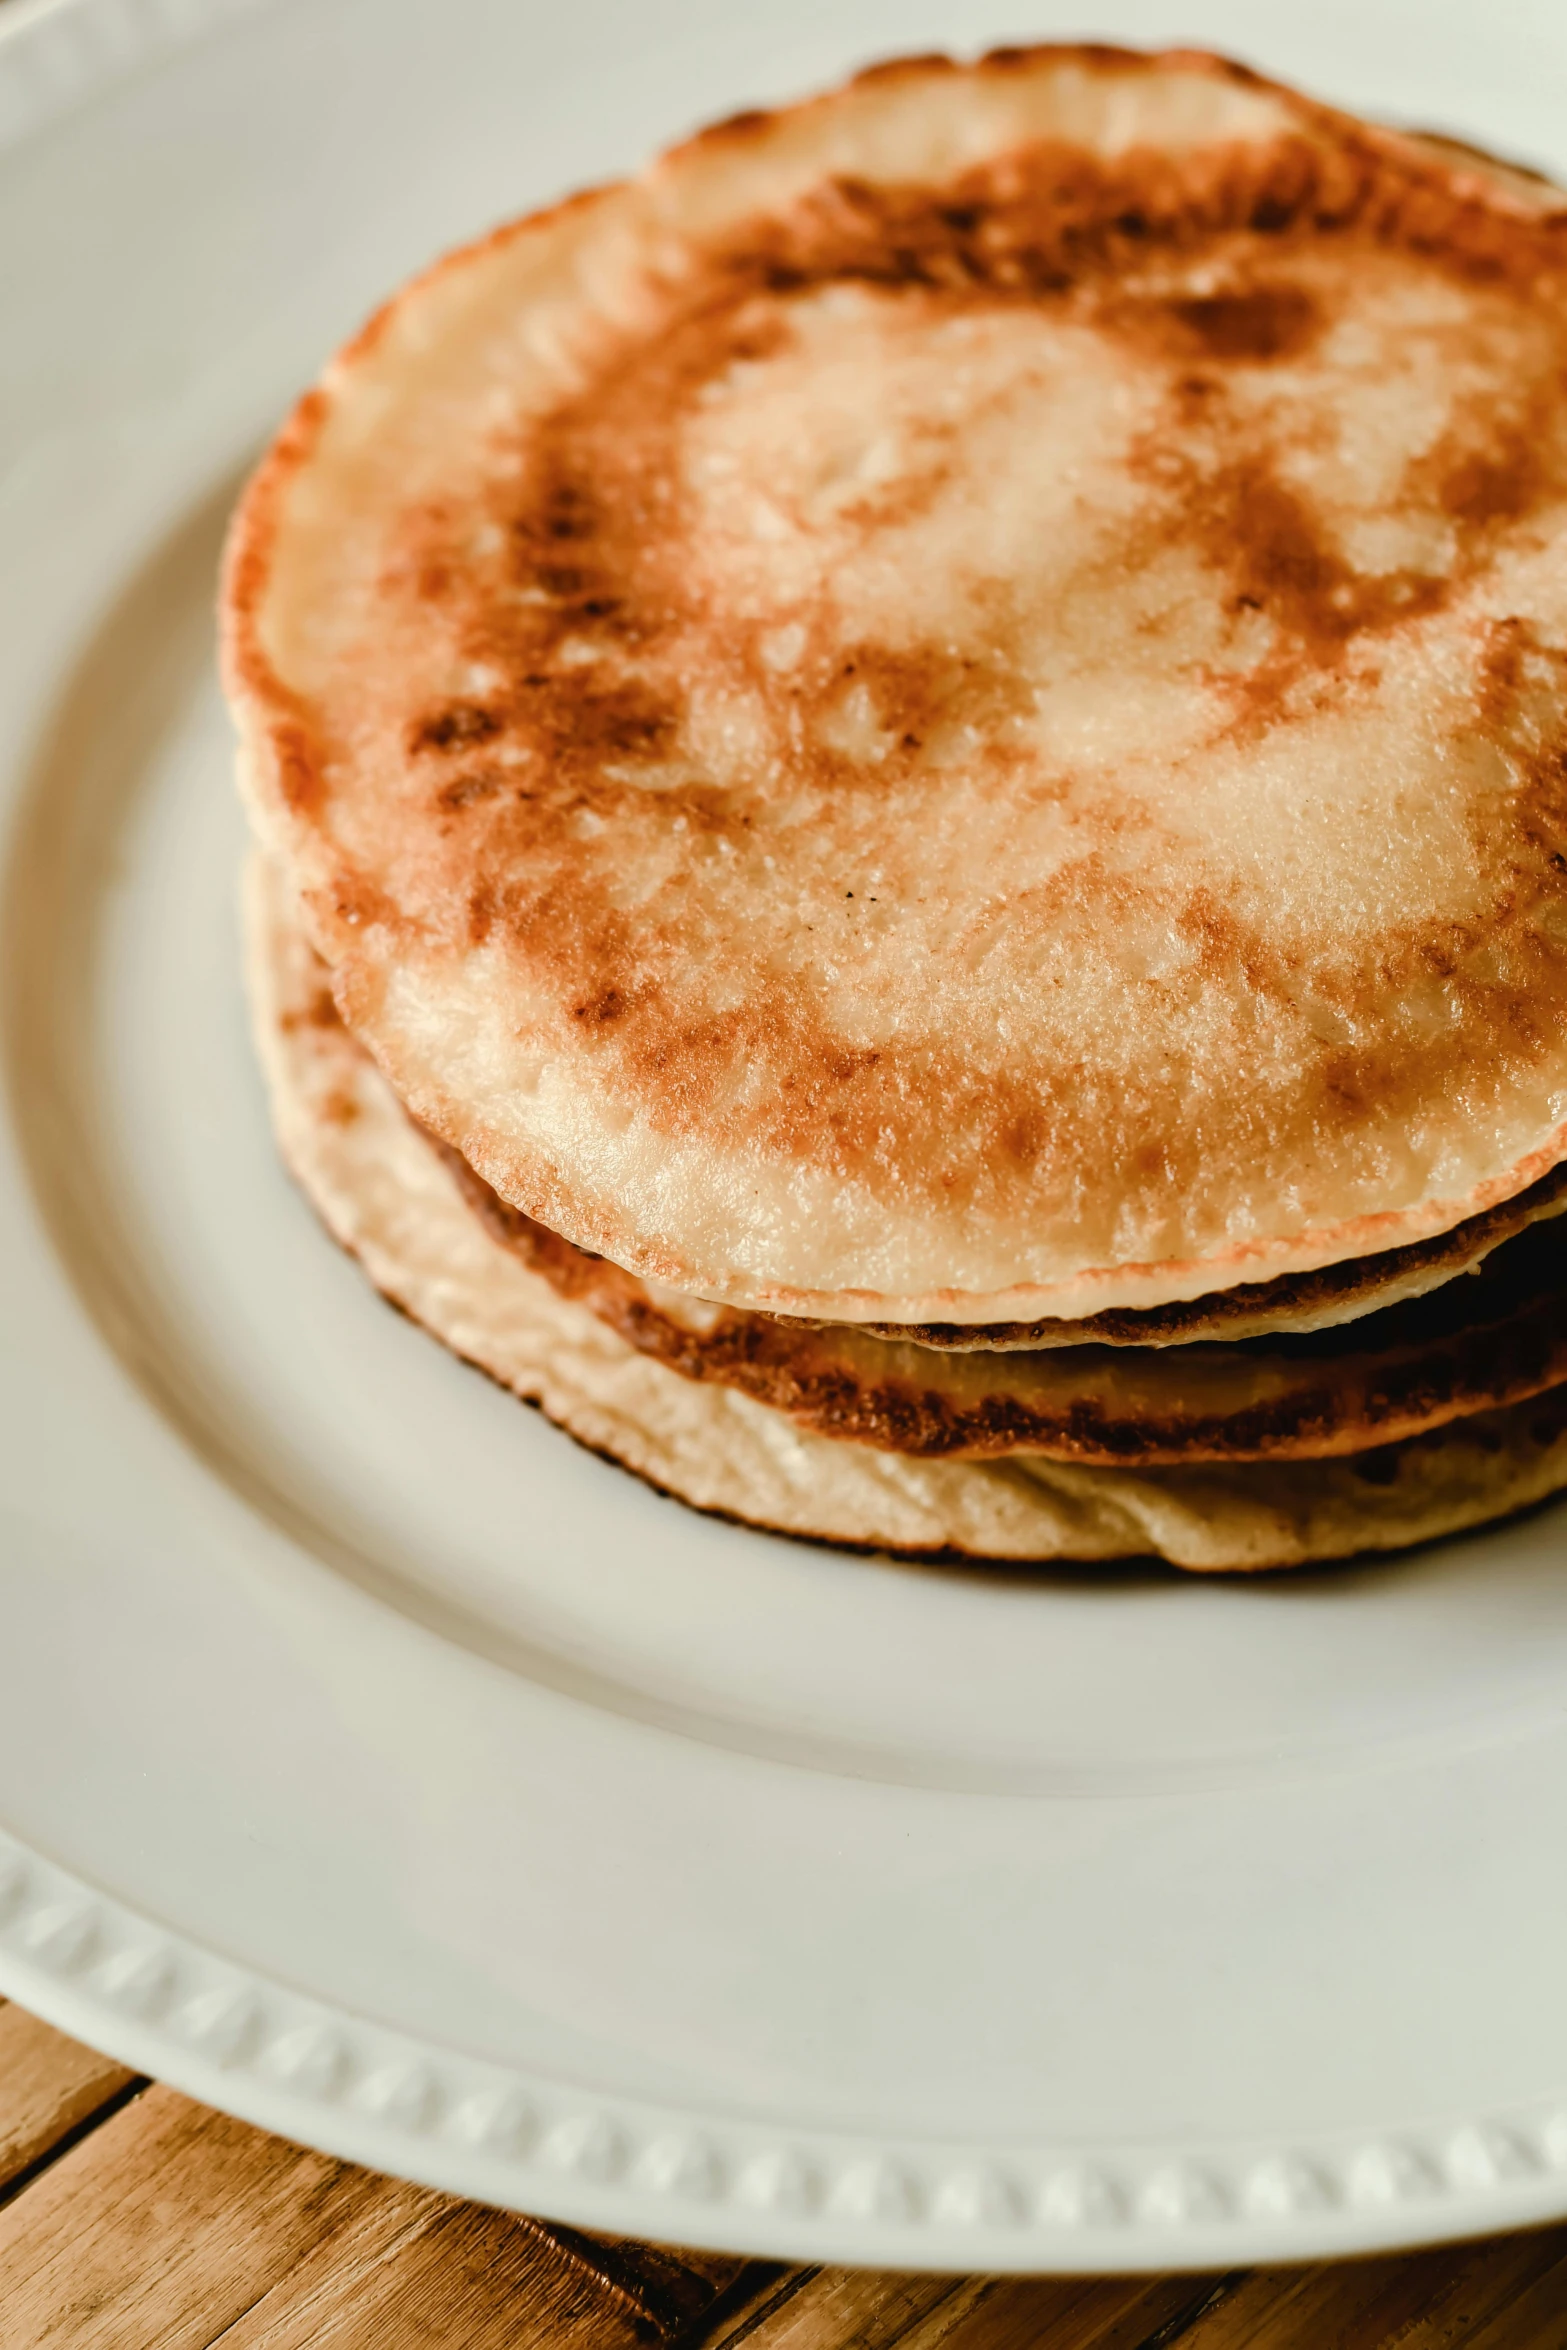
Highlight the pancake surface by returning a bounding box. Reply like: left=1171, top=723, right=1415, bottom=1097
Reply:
left=225, top=46, right=1567, bottom=1326
left=246, top=852, right=1567, bottom=1569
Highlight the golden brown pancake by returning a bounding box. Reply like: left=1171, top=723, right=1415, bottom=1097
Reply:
left=225, top=45, right=1567, bottom=1329
left=448, top=1146, right=1567, bottom=1463
left=848, top=1163, right=1567, bottom=1349
left=245, top=851, right=1567, bottom=1571
left=254, top=854, right=1567, bottom=1468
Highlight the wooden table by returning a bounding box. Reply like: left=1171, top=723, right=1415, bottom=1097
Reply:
left=4, top=1999, right=1567, bottom=2346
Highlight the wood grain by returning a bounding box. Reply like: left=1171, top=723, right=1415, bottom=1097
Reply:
left=700, top=2267, right=1231, bottom=2348
left=1156, top=2227, right=1567, bottom=2348
left=0, top=1999, right=138, bottom=2196
left=214, top=2197, right=745, bottom=2349
left=0, top=2085, right=387, bottom=2349
left=0, top=2018, right=754, bottom=2349
left=892, top=2274, right=1232, bottom=2350
left=3, top=2008, right=1567, bottom=2345
left=700, top=2267, right=970, bottom=2346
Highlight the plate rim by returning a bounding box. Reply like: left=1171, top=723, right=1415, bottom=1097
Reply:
left=0, top=0, right=265, bottom=157
left=7, top=1820, right=1567, bottom=2271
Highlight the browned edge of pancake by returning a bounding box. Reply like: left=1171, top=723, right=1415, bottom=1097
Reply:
left=626, top=1380, right=1565, bottom=1570
left=345, top=1309, right=1567, bottom=1577
left=433, top=1126, right=1567, bottom=1465
left=249, top=852, right=1567, bottom=1569
left=851, top=1161, right=1567, bottom=1349
left=255, top=1118, right=1567, bottom=1562
left=296, top=1159, right=1567, bottom=1571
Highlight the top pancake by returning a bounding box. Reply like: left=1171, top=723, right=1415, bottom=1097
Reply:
left=224, top=44, right=1567, bottom=1327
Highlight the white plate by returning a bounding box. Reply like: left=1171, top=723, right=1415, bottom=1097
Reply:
left=4, top=0, right=1567, bottom=2276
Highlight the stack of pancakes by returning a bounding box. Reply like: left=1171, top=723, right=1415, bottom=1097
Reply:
left=221, top=45, right=1567, bottom=1571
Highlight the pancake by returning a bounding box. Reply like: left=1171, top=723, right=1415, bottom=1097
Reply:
left=225, top=45, right=1567, bottom=1330
left=446, top=1140, right=1567, bottom=1463
left=847, top=1159, right=1567, bottom=1349
left=246, top=851, right=1567, bottom=1565
left=245, top=855, right=1567, bottom=1513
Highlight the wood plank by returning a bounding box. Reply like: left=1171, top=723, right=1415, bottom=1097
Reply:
left=220, top=2199, right=749, bottom=2350
left=545, top=2222, right=755, bottom=2335
left=890, top=2272, right=1231, bottom=2350
left=0, top=2064, right=761, bottom=2350
left=1151, top=2222, right=1567, bottom=2348
left=696, top=2267, right=976, bottom=2347
left=1458, top=2233, right=1567, bottom=2348
left=698, top=2266, right=1230, bottom=2350
left=0, top=2084, right=388, bottom=2349
left=0, top=2008, right=138, bottom=2195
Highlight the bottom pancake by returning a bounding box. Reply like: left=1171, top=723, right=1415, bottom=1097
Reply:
left=246, top=857, right=1567, bottom=1573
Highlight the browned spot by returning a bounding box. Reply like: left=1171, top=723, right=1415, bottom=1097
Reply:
left=411, top=702, right=502, bottom=753
left=272, top=721, right=323, bottom=815
left=709, top=133, right=1565, bottom=303
left=280, top=987, right=340, bottom=1034
left=467, top=882, right=496, bottom=947
left=321, top=1088, right=361, bottom=1127
left=1226, top=463, right=1449, bottom=650
left=854, top=51, right=960, bottom=86
left=981, top=41, right=1150, bottom=77
left=437, top=770, right=504, bottom=812
left=1444, top=445, right=1534, bottom=528
left=823, top=639, right=1036, bottom=752
left=572, top=987, right=625, bottom=1025
left=308, top=871, right=399, bottom=940
left=1438, top=419, right=1548, bottom=532
left=1165, top=282, right=1320, bottom=360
